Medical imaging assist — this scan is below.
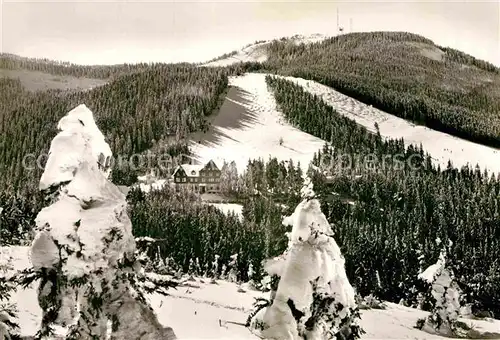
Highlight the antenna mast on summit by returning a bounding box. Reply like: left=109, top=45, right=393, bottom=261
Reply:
left=337, top=8, right=340, bottom=35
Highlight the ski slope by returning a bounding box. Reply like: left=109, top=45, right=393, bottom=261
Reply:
left=3, top=246, right=500, bottom=339
left=202, top=34, right=328, bottom=67
left=280, top=75, right=500, bottom=175
left=190, top=73, right=327, bottom=174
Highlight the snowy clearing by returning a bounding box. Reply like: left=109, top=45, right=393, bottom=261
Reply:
left=280, top=75, right=500, bottom=175
left=3, top=246, right=500, bottom=339
left=190, top=73, right=327, bottom=174
left=137, top=179, right=168, bottom=193
left=206, top=203, right=244, bottom=220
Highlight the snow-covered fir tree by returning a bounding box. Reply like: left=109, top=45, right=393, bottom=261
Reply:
left=29, top=104, right=176, bottom=340
left=416, top=240, right=462, bottom=336
left=211, top=254, right=220, bottom=280
left=248, top=177, right=363, bottom=340
left=227, top=254, right=239, bottom=283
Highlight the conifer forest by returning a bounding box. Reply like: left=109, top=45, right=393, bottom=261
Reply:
left=1, top=29, right=500, bottom=339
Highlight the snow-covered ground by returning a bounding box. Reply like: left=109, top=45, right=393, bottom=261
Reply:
left=206, top=203, right=244, bottom=220
left=280, top=75, right=500, bottom=175
left=3, top=246, right=500, bottom=339
left=190, top=73, right=328, bottom=174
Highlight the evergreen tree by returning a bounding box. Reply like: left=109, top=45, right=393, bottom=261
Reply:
left=29, top=105, right=176, bottom=340
left=248, top=177, right=363, bottom=340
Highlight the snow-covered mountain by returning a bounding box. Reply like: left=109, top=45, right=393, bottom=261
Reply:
left=2, top=32, right=500, bottom=340
left=279, top=75, right=500, bottom=175
left=202, top=34, right=328, bottom=67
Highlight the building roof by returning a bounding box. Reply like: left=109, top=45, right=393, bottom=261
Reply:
left=171, top=159, right=221, bottom=179
left=171, top=164, right=202, bottom=178
left=181, top=164, right=203, bottom=177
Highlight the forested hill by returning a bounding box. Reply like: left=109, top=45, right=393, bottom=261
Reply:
left=0, top=53, right=156, bottom=79
left=258, top=31, right=500, bottom=149
left=0, top=62, right=229, bottom=192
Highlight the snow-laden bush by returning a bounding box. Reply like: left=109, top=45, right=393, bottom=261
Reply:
left=248, top=177, right=363, bottom=340
left=29, top=104, right=176, bottom=340
left=416, top=241, right=462, bottom=337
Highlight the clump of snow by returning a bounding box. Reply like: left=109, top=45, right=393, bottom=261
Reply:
left=0, top=254, right=19, bottom=339
left=420, top=47, right=445, bottom=61
left=249, top=178, right=362, bottom=339
left=30, top=104, right=176, bottom=339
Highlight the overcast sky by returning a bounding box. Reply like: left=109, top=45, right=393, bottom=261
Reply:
left=1, top=0, right=499, bottom=65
